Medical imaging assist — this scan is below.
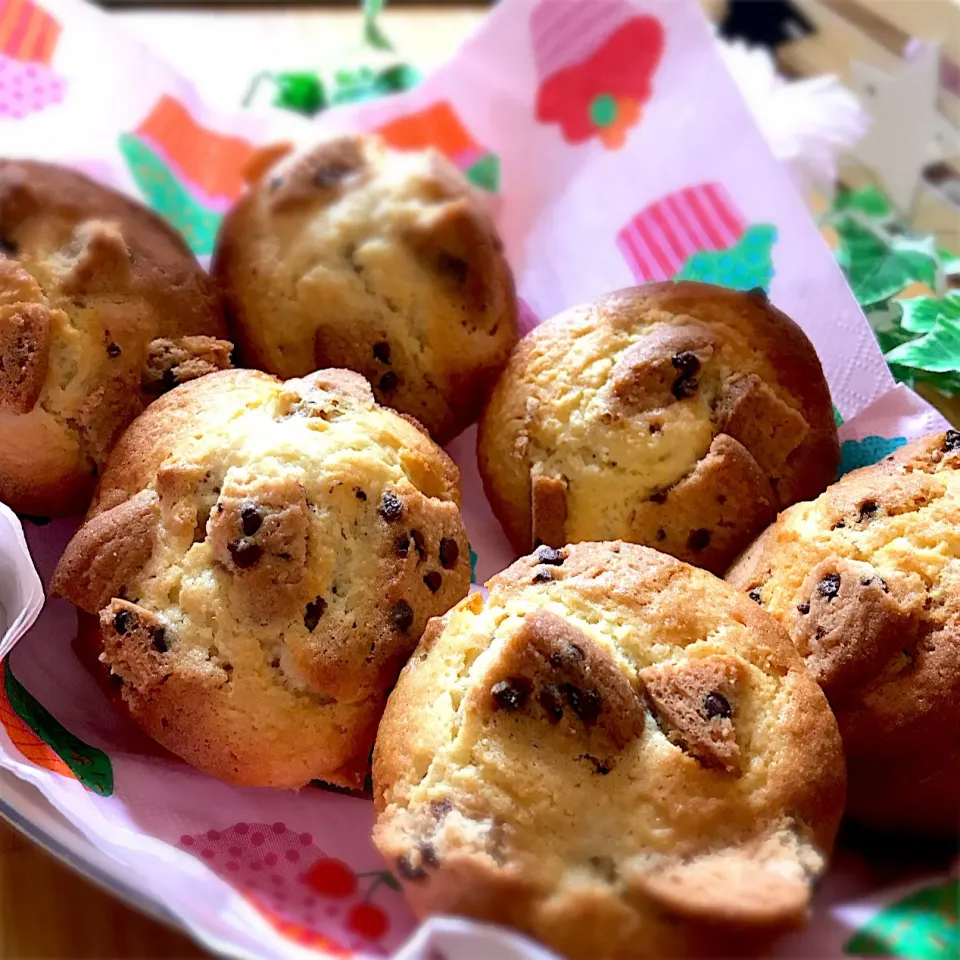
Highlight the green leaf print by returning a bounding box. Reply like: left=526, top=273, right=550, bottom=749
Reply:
left=4, top=660, right=113, bottom=796
left=118, top=134, right=223, bottom=256
left=844, top=879, right=958, bottom=959
left=673, top=224, right=777, bottom=292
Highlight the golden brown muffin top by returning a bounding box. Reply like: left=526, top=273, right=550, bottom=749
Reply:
left=478, top=283, right=839, bottom=572
left=52, top=368, right=470, bottom=788
left=213, top=135, right=517, bottom=443
left=0, top=160, right=228, bottom=510
left=374, top=542, right=845, bottom=959
left=728, top=431, right=960, bottom=756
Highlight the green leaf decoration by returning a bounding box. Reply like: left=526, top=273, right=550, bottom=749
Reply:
left=833, top=405, right=844, bottom=427
left=885, top=316, right=960, bottom=373
left=469, top=545, right=479, bottom=583
left=832, top=185, right=895, bottom=221
left=4, top=659, right=114, bottom=796
left=376, top=63, right=421, bottom=94
left=273, top=72, right=327, bottom=116
left=363, top=0, right=394, bottom=52
left=844, top=879, right=958, bottom=959
left=118, top=134, right=222, bottom=256
left=833, top=219, right=938, bottom=309
left=674, top=224, right=777, bottom=292
left=900, top=291, right=960, bottom=334
left=465, top=155, right=500, bottom=193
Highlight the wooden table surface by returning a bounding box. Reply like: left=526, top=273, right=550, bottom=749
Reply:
left=2, top=2, right=955, bottom=958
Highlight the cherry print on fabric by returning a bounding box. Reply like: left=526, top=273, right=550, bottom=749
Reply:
left=178, top=821, right=408, bottom=954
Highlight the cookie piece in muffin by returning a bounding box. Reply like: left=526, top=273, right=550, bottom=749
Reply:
left=51, top=368, right=470, bottom=789
left=373, top=542, right=845, bottom=959
left=478, top=283, right=839, bottom=573
left=0, top=160, right=229, bottom=516
left=212, top=135, right=518, bottom=444
left=728, top=431, right=960, bottom=834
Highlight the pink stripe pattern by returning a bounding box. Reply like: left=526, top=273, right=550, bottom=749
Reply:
left=617, top=182, right=747, bottom=283
left=530, top=0, right=633, bottom=80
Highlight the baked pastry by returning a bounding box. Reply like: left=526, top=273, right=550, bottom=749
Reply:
left=51, top=368, right=470, bottom=789
left=478, top=282, right=839, bottom=573
left=212, top=135, right=518, bottom=444
left=728, top=431, right=960, bottom=834
left=0, top=159, right=228, bottom=516
left=373, top=541, right=845, bottom=959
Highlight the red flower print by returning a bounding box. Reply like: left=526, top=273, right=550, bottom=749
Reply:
left=535, top=16, right=665, bottom=148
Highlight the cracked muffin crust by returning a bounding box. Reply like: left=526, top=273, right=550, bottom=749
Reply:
left=51, top=368, right=470, bottom=789
left=477, top=283, right=839, bottom=572
left=0, top=160, right=228, bottom=515
left=212, top=135, right=518, bottom=444
left=373, top=542, right=845, bottom=959
left=728, top=431, right=960, bottom=833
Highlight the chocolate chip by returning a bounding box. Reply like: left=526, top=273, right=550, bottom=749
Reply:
left=656, top=528, right=666, bottom=541
left=538, top=685, right=564, bottom=722
left=944, top=430, right=960, bottom=452
left=672, top=351, right=701, bottom=378
left=395, top=855, right=427, bottom=882
left=439, top=538, right=459, bottom=569
left=580, top=754, right=610, bottom=775
left=858, top=500, right=879, bottom=522
left=703, top=692, right=732, bottom=719
left=392, top=600, right=414, bottom=632
left=535, top=545, right=564, bottom=566
left=354, top=488, right=367, bottom=501
left=411, top=529, right=427, bottom=561
left=0, top=235, right=17, bottom=255
left=228, top=539, right=263, bottom=569
left=304, top=597, right=327, bottom=632
left=372, top=341, right=391, bottom=364
left=549, top=643, right=584, bottom=667
left=395, top=534, right=411, bottom=557
left=748, top=588, right=762, bottom=603
left=797, top=602, right=810, bottom=615
left=106, top=342, right=121, bottom=358
left=240, top=504, right=263, bottom=536
left=150, top=626, right=167, bottom=653
left=818, top=573, right=841, bottom=600
left=687, top=529, right=711, bottom=552
left=562, top=683, right=601, bottom=725
left=671, top=351, right=701, bottom=399
left=114, top=610, right=133, bottom=635
left=649, top=421, right=662, bottom=434
left=436, top=251, right=469, bottom=284
left=378, top=491, right=404, bottom=522
left=419, top=842, right=439, bottom=868
left=532, top=567, right=554, bottom=583
left=423, top=571, right=442, bottom=593
left=492, top=677, right=531, bottom=711
left=746, top=286, right=768, bottom=302
left=649, top=490, right=668, bottom=504
left=314, top=162, right=354, bottom=189
left=379, top=371, right=399, bottom=393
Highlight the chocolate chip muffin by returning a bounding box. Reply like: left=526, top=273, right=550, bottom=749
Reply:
left=373, top=542, right=845, bottom=959
left=51, top=368, right=470, bottom=789
left=478, top=283, right=839, bottom=573
left=0, top=160, right=229, bottom=516
left=728, top=431, right=960, bottom=834
left=212, top=135, right=518, bottom=444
